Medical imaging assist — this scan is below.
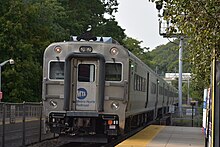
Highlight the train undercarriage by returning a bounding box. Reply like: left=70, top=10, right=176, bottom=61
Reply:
left=48, top=112, right=119, bottom=143
left=47, top=106, right=171, bottom=143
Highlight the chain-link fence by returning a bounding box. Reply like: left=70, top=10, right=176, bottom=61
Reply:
left=171, top=105, right=202, bottom=127
left=0, top=102, right=203, bottom=147
left=0, top=102, right=55, bottom=147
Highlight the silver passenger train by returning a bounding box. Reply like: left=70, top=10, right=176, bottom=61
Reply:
left=42, top=35, right=178, bottom=143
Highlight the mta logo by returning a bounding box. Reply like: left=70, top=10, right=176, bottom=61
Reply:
left=77, top=88, right=87, bottom=99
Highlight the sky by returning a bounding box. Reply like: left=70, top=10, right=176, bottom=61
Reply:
left=114, top=0, right=169, bottom=50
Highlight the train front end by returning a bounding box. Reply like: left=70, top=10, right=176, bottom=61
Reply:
left=45, top=37, right=129, bottom=143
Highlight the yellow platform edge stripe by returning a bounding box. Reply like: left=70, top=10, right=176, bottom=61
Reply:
left=116, top=125, right=165, bottom=147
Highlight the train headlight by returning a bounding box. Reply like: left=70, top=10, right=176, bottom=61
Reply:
left=49, top=100, right=58, bottom=108
left=111, top=101, right=120, bottom=110
left=79, top=46, right=93, bottom=53
left=110, top=47, right=119, bottom=56
left=54, top=46, right=62, bottom=54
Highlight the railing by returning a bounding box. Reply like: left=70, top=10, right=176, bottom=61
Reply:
left=0, top=102, right=55, bottom=147
left=171, top=105, right=202, bottom=127
left=0, top=102, right=202, bottom=147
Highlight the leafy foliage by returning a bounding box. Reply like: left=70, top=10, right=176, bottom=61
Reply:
left=148, top=39, right=191, bottom=75
left=2, top=0, right=212, bottom=104
left=0, top=0, right=67, bottom=102
left=150, top=0, right=220, bottom=99
left=122, top=37, right=153, bottom=67
left=58, top=0, right=125, bottom=42
left=0, top=0, right=125, bottom=102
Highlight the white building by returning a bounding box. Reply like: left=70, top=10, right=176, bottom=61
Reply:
left=163, top=73, right=191, bottom=84
left=164, top=73, right=192, bottom=105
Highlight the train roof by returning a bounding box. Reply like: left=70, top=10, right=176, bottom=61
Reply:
left=70, top=36, right=120, bottom=44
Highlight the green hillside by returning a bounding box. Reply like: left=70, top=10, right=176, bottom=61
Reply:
left=147, top=39, right=191, bottom=76
left=145, top=40, right=203, bottom=104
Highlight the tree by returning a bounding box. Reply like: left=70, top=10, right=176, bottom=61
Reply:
left=0, top=0, right=67, bottom=102
left=58, top=0, right=125, bottom=43
left=0, top=0, right=127, bottom=102
left=122, top=37, right=152, bottom=67
left=150, top=0, right=220, bottom=99
left=147, top=39, right=191, bottom=76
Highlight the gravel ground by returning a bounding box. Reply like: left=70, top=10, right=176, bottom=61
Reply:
left=28, top=138, right=66, bottom=147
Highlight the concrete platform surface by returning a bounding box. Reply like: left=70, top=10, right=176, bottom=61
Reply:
left=116, top=125, right=205, bottom=147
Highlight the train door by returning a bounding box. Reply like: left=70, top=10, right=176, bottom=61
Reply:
left=162, top=83, right=165, bottom=114
left=76, top=61, right=97, bottom=111
left=155, top=79, right=159, bottom=118
left=63, top=53, right=105, bottom=112
left=156, top=80, right=159, bottom=101
left=167, top=87, right=170, bottom=108
left=145, top=72, right=150, bottom=108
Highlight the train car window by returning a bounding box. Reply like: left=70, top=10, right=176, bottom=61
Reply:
left=159, top=86, right=163, bottom=95
left=137, top=76, right=140, bottom=90
left=134, top=74, right=137, bottom=90
left=134, top=74, right=139, bottom=91
left=168, top=91, right=171, bottom=97
left=164, top=89, right=167, bottom=96
left=142, top=78, right=146, bottom=91
left=151, top=82, right=156, bottom=94
left=134, top=74, right=146, bottom=92
left=49, top=61, right=64, bottom=80
left=78, top=64, right=95, bottom=82
left=105, top=63, right=122, bottom=81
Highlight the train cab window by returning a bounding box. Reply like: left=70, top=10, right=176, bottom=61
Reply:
left=78, top=64, right=95, bottom=82
left=105, top=63, right=122, bottom=81
left=49, top=61, right=64, bottom=80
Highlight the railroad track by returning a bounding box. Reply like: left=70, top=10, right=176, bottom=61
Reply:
left=29, top=122, right=153, bottom=147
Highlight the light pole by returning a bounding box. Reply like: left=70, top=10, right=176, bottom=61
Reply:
left=155, top=0, right=183, bottom=116
left=178, top=37, right=183, bottom=116
left=0, top=59, right=15, bottom=101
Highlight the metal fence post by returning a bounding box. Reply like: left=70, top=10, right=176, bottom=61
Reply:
left=2, top=103, right=5, bottom=147
left=10, top=105, right=15, bottom=124
left=192, top=105, right=194, bottom=127
left=39, top=102, right=42, bottom=142
left=22, top=102, right=26, bottom=147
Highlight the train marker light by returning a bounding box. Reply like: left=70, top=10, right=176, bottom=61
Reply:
left=54, top=46, right=62, bottom=53
left=110, top=47, right=119, bottom=56
left=108, top=120, right=113, bottom=125
left=0, top=92, right=2, bottom=100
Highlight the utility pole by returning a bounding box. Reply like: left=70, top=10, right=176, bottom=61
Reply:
left=178, top=36, right=183, bottom=116
left=155, top=0, right=183, bottom=116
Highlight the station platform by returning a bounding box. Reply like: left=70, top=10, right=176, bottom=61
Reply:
left=116, top=125, right=205, bottom=147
